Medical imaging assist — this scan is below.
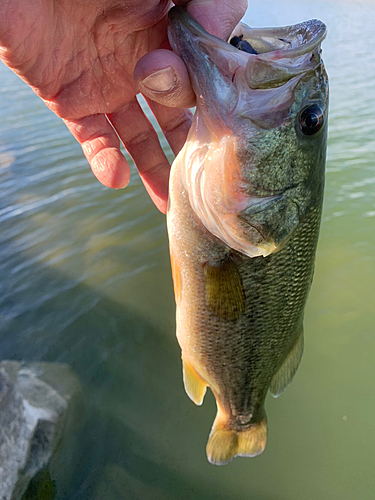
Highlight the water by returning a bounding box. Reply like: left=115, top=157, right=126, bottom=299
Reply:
left=0, top=1, right=374, bottom=498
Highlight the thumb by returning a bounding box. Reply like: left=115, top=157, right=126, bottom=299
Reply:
left=134, top=49, right=196, bottom=109
left=135, top=1, right=248, bottom=109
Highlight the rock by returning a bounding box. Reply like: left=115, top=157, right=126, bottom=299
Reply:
left=0, top=361, right=82, bottom=500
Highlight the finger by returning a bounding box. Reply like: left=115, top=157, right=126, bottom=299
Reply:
left=108, top=99, right=170, bottom=214
left=146, top=98, right=193, bottom=156
left=134, top=1, right=248, bottom=110
left=63, top=114, right=130, bottom=189
left=175, top=0, right=248, bottom=40
left=134, top=49, right=196, bottom=109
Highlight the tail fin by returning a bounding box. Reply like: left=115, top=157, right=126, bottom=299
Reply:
left=206, top=412, right=267, bottom=465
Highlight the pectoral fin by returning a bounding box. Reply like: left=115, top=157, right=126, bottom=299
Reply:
left=182, top=359, right=207, bottom=406
left=270, top=328, right=304, bottom=398
left=203, top=257, right=245, bottom=321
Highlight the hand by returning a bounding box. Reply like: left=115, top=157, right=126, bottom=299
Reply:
left=0, top=0, right=247, bottom=213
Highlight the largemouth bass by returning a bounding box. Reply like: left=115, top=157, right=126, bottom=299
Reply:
left=167, top=7, right=328, bottom=465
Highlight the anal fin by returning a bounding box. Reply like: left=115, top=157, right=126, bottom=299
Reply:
left=182, top=359, right=207, bottom=406
left=270, top=328, right=304, bottom=398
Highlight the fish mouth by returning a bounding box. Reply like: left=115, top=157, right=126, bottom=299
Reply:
left=229, top=19, right=327, bottom=58
left=231, top=20, right=327, bottom=90
left=168, top=6, right=326, bottom=56
left=168, top=7, right=327, bottom=127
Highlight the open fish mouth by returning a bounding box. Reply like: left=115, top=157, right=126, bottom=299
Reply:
left=168, top=6, right=327, bottom=71
left=228, top=18, right=327, bottom=57
left=229, top=20, right=327, bottom=89
left=168, top=6, right=327, bottom=123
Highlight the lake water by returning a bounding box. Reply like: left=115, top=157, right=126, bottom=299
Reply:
left=0, top=1, right=374, bottom=498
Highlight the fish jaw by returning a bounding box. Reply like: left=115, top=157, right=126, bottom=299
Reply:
left=168, top=6, right=243, bottom=130
left=168, top=7, right=328, bottom=257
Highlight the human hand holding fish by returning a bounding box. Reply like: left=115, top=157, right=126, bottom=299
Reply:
left=0, top=0, right=247, bottom=213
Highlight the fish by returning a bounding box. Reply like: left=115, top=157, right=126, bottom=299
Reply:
left=167, top=7, right=328, bottom=465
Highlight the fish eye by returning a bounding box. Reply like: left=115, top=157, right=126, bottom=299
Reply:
left=299, top=104, right=324, bottom=136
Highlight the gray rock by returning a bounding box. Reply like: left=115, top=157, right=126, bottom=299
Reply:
left=0, top=361, right=82, bottom=500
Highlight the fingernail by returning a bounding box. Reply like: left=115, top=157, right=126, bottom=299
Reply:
left=141, top=67, right=176, bottom=92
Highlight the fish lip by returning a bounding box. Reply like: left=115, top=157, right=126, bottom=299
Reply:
left=168, top=6, right=243, bottom=126
left=235, top=21, right=327, bottom=90
left=169, top=7, right=327, bottom=57
left=232, top=20, right=327, bottom=60
left=168, top=6, right=205, bottom=41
